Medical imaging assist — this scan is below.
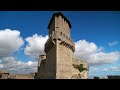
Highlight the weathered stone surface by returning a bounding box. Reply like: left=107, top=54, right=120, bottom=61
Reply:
left=37, top=12, right=89, bottom=79
left=71, top=73, right=81, bottom=79
left=72, top=58, right=89, bottom=79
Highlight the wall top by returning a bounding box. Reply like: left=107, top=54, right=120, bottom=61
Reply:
left=47, top=12, right=72, bottom=29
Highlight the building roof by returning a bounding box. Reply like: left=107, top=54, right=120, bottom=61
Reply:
left=47, top=12, right=72, bottom=29
left=107, top=75, right=120, bottom=77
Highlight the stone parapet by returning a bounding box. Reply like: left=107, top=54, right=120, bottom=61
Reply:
left=45, top=30, right=75, bottom=53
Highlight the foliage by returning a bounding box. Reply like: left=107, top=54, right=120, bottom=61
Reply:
left=73, top=64, right=87, bottom=72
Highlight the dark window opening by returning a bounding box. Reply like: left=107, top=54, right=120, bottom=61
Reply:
left=61, top=32, right=62, bottom=35
left=58, top=38, right=61, bottom=41
left=50, top=34, right=51, bottom=37
left=53, top=39, right=56, bottom=41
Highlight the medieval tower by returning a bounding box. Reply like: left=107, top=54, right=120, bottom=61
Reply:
left=37, top=12, right=89, bottom=79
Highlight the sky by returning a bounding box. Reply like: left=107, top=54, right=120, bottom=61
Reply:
left=0, top=11, right=120, bottom=77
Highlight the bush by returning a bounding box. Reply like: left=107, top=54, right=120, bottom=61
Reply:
left=73, top=64, right=87, bottom=72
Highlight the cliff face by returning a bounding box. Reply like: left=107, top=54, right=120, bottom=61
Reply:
left=71, top=58, right=89, bottom=79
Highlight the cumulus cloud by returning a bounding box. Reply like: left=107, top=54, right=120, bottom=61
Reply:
left=24, top=37, right=120, bottom=65
left=101, top=66, right=120, bottom=72
left=0, top=56, right=37, bottom=74
left=108, top=41, right=119, bottom=47
left=24, top=34, right=48, bottom=59
left=1, top=29, right=119, bottom=73
left=75, top=40, right=97, bottom=59
left=90, top=65, right=120, bottom=73
left=74, top=40, right=120, bottom=65
left=0, top=29, right=24, bottom=57
left=97, top=46, right=104, bottom=52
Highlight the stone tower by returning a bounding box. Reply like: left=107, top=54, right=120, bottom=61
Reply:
left=37, top=12, right=89, bottom=79
left=44, top=12, right=75, bottom=79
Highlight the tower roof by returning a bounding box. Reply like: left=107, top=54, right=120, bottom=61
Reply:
left=47, top=12, right=72, bottom=29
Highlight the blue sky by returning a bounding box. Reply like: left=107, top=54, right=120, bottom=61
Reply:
left=0, top=11, right=120, bottom=77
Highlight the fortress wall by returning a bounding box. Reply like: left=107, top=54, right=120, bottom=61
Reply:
left=45, top=42, right=56, bottom=79
left=39, top=12, right=89, bottom=79
left=37, top=60, right=46, bottom=79
left=56, top=40, right=74, bottom=79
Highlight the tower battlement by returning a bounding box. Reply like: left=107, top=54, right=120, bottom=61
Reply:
left=45, top=12, right=75, bottom=53
left=44, top=30, right=75, bottom=53
left=48, top=12, right=71, bottom=29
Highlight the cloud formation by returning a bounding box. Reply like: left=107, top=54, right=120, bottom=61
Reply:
left=24, top=34, right=48, bottom=58
left=74, top=40, right=120, bottom=65
left=0, top=56, right=37, bottom=74
left=0, top=29, right=24, bottom=57
left=102, top=66, right=120, bottom=72
left=90, top=65, right=120, bottom=73
left=0, top=30, right=119, bottom=73
left=108, top=41, right=119, bottom=47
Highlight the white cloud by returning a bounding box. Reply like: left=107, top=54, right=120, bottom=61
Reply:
left=0, top=29, right=24, bottom=57
left=101, top=66, right=120, bottom=72
left=108, top=41, right=119, bottom=47
left=74, top=40, right=120, bottom=65
left=109, top=66, right=120, bottom=71
left=0, top=30, right=119, bottom=73
left=74, top=40, right=97, bottom=59
left=24, top=37, right=120, bottom=65
left=97, top=46, right=104, bottom=52
left=24, top=34, right=48, bottom=59
left=90, top=66, right=120, bottom=73
left=89, top=51, right=120, bottom=65
left=0, top=64, right=3, bottom=68
left=0, top=56, right=37, bottom=74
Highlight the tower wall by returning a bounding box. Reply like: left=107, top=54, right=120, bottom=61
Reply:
left=45, top=41, right=56, bottom=79
left=55, top=15, right=71, bottom=39
left=56, top=40, right=74, bottom=79
left=37, top=12, right=89, bottom=79
left=44, top=13, right=77, bottom=79
left=37, top=55, right=46, bottom=79
left=49, top=18, right=55, bottom=37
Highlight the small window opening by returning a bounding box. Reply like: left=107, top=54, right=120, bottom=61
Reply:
left=61, top=32, right=62, bottom=35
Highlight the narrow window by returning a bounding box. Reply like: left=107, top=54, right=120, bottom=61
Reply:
left=61, top=32, right=62, bottom=35
left=50, top=34, right=51, bottom=37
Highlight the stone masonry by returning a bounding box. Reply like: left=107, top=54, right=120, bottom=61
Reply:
left=37, top=12, right=89, bottom=79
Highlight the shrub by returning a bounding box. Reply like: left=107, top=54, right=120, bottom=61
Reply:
left=73, top=64, right=87, bottom=72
